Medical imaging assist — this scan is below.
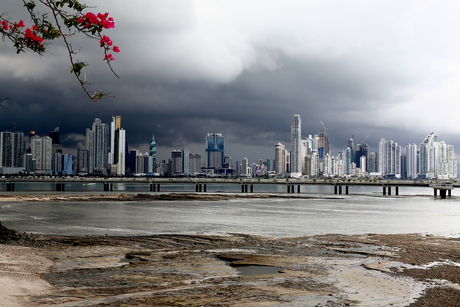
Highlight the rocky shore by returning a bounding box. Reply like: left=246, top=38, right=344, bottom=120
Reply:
left=1, top=226, right=460, bottom=305
left=0, top=192, right=342, bottom=203
left=1, top=194, right=460, bottom=306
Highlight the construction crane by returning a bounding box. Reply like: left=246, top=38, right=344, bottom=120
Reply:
left=320, top=121, right=327, bottom=131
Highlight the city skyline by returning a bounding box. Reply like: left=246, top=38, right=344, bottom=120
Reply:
left=2, top=1, right=460, bottom=166
left=1, top=114, right=457, bottom=178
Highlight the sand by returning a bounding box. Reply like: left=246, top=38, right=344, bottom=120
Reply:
left=0, top=232, right=459, bottom=306
left=0, top=245, right=54, bottom=307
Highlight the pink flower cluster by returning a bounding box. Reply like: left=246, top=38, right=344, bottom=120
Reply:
left=77, top=12, right=115, bottom=29
left=1, top=20, right=9, bottom=30
left=1, top=20, right=26, bottom=30
left=24, top=27, right=44, bottom=45
left=99, top=35, right=120, bottom=62
left=1, top=19, right=44, bottom=46
left=76, top=12, right=119, bottom=61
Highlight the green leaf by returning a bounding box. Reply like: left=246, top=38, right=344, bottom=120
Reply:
left=71, top=61, right=88, bottom=76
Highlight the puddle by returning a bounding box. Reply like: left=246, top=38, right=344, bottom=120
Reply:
left=231, top=264, right=284, bottom=276
left=215, top=255, right=283, bottom=276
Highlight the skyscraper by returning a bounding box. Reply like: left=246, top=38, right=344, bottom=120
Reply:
left=206, top=133, right=224, bottom=170
left=239, top=157, right=249, bottom=177
left=189, top=153, right=202, bottom=175
left=109, top=116, right=126, bottom=175
left=355, top=142, right=369, bottom=168
left=378, top=138, right=401, bottom=178
left=48, top=127, right=60, bottom=145
left=368, top=152, right=377, bottom=173
left=275, top=142, right=288, bottom=174
left=290, top=114, right=302, bottom=177
left=30, top=135, right=52, bottom=173
left=171, top=148, right=190, bottom=176
left=0, top=131, right=24, bottom=168
left=86, top=118, right=110, bottom=175
left=317, top=124, right=329, bottom=160
left=149, top=134, right=157, bottom=166
left=77, top=148, right=89, bottom=175
left=418, top=132, right=437, bottom=179
left=406, top=143, right=418, bottom=179
left=417, top=132, right=457, bottom=179
left=62, top=154, right=74, bottom=175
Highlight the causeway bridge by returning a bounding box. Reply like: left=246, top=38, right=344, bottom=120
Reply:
left=0, top=177, right=457, bottom=198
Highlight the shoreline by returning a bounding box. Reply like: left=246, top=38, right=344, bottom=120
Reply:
left=1, top=225, right=460, bottom=305
left=0, top=192, right=349, bottom=202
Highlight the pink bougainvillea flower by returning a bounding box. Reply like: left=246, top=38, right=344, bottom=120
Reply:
left=97, top=13, right=109, bottom=20
left=113, top=46, right=120, bottom=53
left=84, top=12, right=98, bottom=25
left=16, top=20, right=25, bottom=28
left=24, top=28, right=44, bottom=45
left=100, top=35, right=113, bottom=46
left=101, top=20, right=115, bottom=29
left=104, top=54, right=115, bottom=61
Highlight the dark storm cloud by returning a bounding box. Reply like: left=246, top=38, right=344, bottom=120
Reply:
left=2, top=1, right=460, bottom=162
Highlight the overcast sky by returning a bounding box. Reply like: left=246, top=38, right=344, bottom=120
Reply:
left=1, top=0, right=460, bottom=163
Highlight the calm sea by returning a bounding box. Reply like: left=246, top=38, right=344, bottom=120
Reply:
left=0, top=183, right=459, bottom=237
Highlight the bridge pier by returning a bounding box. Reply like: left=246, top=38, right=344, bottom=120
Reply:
left=286, top=184, right=300, bottom=194
left=195, top=184, right=206, bottom=192
left=383, top=187, right=386, bottom=195
left=431, top=183, right=453, bottom=199
left=334, top=186, right=337, bottom=194
left=241, top=184, right=252, bottom=193
left=104, top=183, right=114, bottom=191
left=346, top=186, right=349, bottom=195
left=56, top=183, right=65, bottom=191
left=6, top=182, right=14, bottom=191
left=433, top=188, right=451, bottom=198
left=150, top=183, right=160, bottom=192
left=440, top=189, right=447, bottom=199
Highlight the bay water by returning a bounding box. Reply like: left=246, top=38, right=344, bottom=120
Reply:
left=0, top=183, right=459, bottom=237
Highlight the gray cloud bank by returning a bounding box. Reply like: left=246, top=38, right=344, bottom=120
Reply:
left=1, top=0, right=460, bottom=162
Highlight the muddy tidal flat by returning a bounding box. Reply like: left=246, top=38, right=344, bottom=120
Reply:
left=1, top=194, right=460, bottom=306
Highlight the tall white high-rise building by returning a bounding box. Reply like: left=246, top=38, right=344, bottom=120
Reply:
left=290, top=114, right=302, bottom=177
left=86, top=118, right=110, bottom=175
left=418, top=132, right=437, bottom=179
left=31, top=135, right=52, bottom=173
left=417, top=133, right=457, bottom=179
left=378, top=138, right=401, bottom=178
left=406, top=143, right=418, bottom=179
left=275, top=143, right=288, bottom=174
left=241, top=157, right=250, bottom=176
